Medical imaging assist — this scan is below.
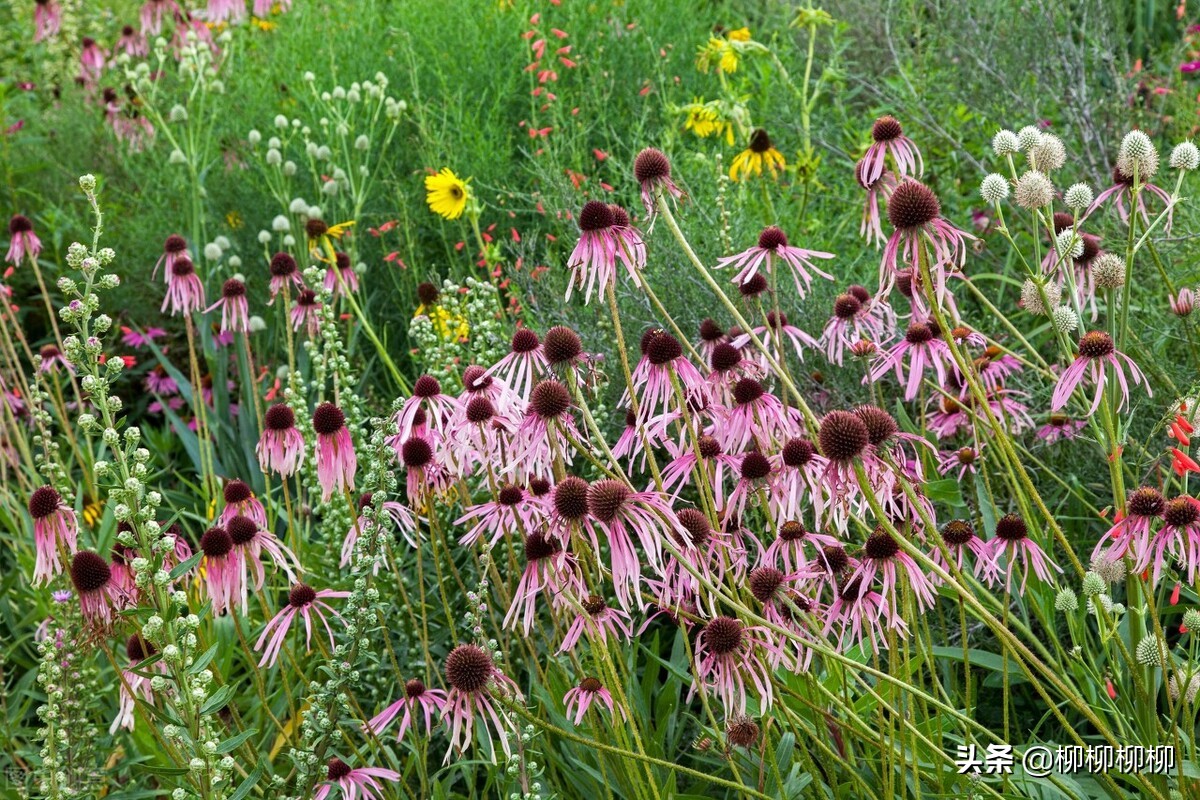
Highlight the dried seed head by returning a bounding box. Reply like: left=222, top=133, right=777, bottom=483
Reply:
left=1030, top=133, right=1066, bottom=171
left=853, top=405, right=898, bottom=446
left=726, top=713, right=761, bottom=747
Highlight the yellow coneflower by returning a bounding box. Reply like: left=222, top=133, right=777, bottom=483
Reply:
left=730, top=129, right=786, bottom=181
left=727, top=27, right=752, bottom=42
left=682, top=99, right=735, bottom=146
left=225, top=210, right=244, bottom=229
left=305, top=219, right=355, bottom=262
left=424, top=168, right=469, bottom=220
left=696, top=37, right=738, bottom=74
left=82, top=498, right=104, bottom=528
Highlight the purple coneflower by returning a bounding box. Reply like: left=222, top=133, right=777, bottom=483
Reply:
left=219, top=479, right=267, bottom=529
left=930, top=519, right=995, bottom=583
left=558, top=594, right=632, bottom=653
left=314, top=759, right=400, bottom=800
left=1093, top=486, right=1163, bottom=566
left=161, top=257, right=205, bottom=316
left=860, top=115, right=923, bottom=186
left=70, top=551, right=121, bottom=626
left=868, top=321, right=952, bottom=402
left=504, top=531, right=582, bottom=634
left=111, top=635, right=161, bottom=733
left=763, top=520, right=840, bottom=574
left=457, top=484, right=547, bottom=548
left=512, top=380, right=579, bottom=479
left=267, top=252, right=302, bottom=301
left=986, top=514, right=1061, bottom=593
left=1035, top=413, right=1087, bottom=444
left=855, top=157, right=897, bottom=248
left=29, top=485, right=78, bottom=586
left=290, top=289, right=321, bottom=337
left=937, top=446, right=980, bottom=481
left=693, top=615, right=785, bottom=712
left=7, top=215, right=41, bottom=264
left=716, top=226, right=833, bottom=300
left=1087, top=163, right=1175, bottom=231
left=116, top=24, right=148, bottom=57
left=634, top=147, right=682, bottom=217
left=588, top=479, right=682, bottom=610
left=324, top=251, right=359, bottom=296
left=441, top=644, right=522, bottom=762
left=205, top=0, right=247, bottom=23
left=34, top=0, right=62, bottom=41
left=564, top=677, right=622, bottom=724
left=399, top=434, right=450, bottom=506
left=733, top=312, right=818, bottom=364
left=392, top=374, right=462, bottom=444
left=823, top=575, right=905, bottom=652
left=342, top=492, right=420, bottom=566
left=199, top=526, right=240, bottom=615
left=367, top=678, right=448, bottom=743
left=565, top=200, right=646, bottom=304
left=313, top=402, right=356, bottom=501
left=206, top=278, right=249, bottom=334
left=156, top=235, right=191, bottom=284
left=487, top=328, right=548, bottom=401
left=880, top=180, right=972, bottom=303
left=227, top=514, right=298, bottom=608
left=851, top=527, right=936, bottom=610
left=79, top=37, right=105, bottom=84
left=1144, top=496, right=1200, bottom=585
left=37, top=344, right=72, bottom=374
left=257, top=403, right=305, bottom=477
left=255, top=583, right=348, bottom=667
left=626, top=329, right=705, bottom=422
left=819, top=286, right=895, bottom=366
left=718, top=377, right=789, bottom=453
left=1050, top=331, right=1149, bottom=415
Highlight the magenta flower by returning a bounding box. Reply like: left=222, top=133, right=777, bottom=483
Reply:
left=199, top=526, right=241, bottom=615
left=115, top=25, right=148, bottom=57
left=733, top=311, right=819, bottom=365
left=255, top=583, right=348, bottom=667
left=1050, top=331, right=1149, bottom=415
left=34, top=0, right=63, bottom=41
left=588, top=479, right=684, bottom=610
left=161, top=257, right=205, bottom=316
left=824, top=575, right=906, bottom=652
left=140, top=0, right=179, bottom=35
left=860, top=115, right=923, bottom=186
left=769, top=439, right=830, bottom=526
left=323, top=251, right=359, bottom=296
left=367, top=678, right=448, bottom=743
left=7, top=215, right=41, bottom=264
left=930, top=519, right=996, bottom=584
left=1086, top=164, right=1176, bottom=231
left=205, top=278, right=249, bottom=334
left=565, top=201, right=646, bottom=304
left=868, top=320, right=953, bottom=401
left=121, top=325, right=167, bottom=348
left=511, top=380, right=580, bottom=480
left=487, top=328, right=548, bottom=401
left=1035, top=414, right=1087, bottom=444
left=718, top=377, right=790, bottom=453
left=79, top=37, right=105, bottom=84
left=937, top=446, right=980, bottom=481
left=70, top=551, right=122, bottom=627
left=985, top=514, right=1061, bottom=593
left=313, top=402, right=356, bottom=501
left=111, top=635, right=161, bottom=733
left=879, top=180, right=973, bottom=304
left=226, top=515, right=298, bottom=609
left=634, top=147, right=682, bottom=217
left=564, top=677, right=622, bottom=724
left=660, top=434, right=740, bottom=511
left=392, top=374, right=462, bottom=445
left=290, top=289, right=321, bottom=338
left=37, top=344, right=72, bottom=374
left=314, top=759, right=400, bottom=800
left=724, top=451, right=778, bottom=525
left=850, top=527, right=937, bottom=611
left=343, top=492, right=420, bottom=566
left=1093, top=486, right=1163, bottom=566
left=457, top=484, right=547, bottom=548
left=257, top=404, right=306, bottom=477
left=441, top=644, right=522, bottom=763
left=398, top=434, right=451, bottom=506
left=625, top=329, right=706, bottom=423
left=692, top=616, right=786, bottom=712
left=855, top=157, right=898, bottom=248
left=29, top=485, right=78, bottom=586
left=557, top=594, right=632, bottom=654
left=763, top=520, right=839, bottom=574
left=819, top=286, right=895, bottom=366
left=205, top=0, right=247, bottom=23
left=504, top=531, right=582, bottom=634
left=267, top=252, right=302, bottom=301
left=219, top=479, right=267, bottom=529
left=716, top=226, right=833, bottom=300
left=1144, top=496, right=1200, bottom=585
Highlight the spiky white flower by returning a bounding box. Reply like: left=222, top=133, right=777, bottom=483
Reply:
left=980, top=174, right=1009, bottom=204
left=992, top=129, right=1019, bottom=157
left=1064, top=183, right=1093, bottom=210
left=1171, top=141, right=1200, bottom=172
left=1015, top=170, right=1054, bottom=209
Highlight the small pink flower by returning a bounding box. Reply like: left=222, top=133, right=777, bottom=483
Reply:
left=824, top=575, right=906, bottom=652
left=115, top=25, right=148, bottom=57
left=716, top=226, right=833, bottom=300
left=487, top=328, right=548, bottom=401
left=290, top=289, right=321, bottom=337
left=313, top=402, right=356, bottom=501
left=205, top=278, right=249, bottom=333
left=1094, top=486, right=1163, bottom=566
left=267, top=252, right=303, bottom=301
left=34, top=0, right=63, bottom=41
left=79, top=37, right=106, bottom=84
left=634, top=147, right=682, bottom=218
left=930, top=519, right=996, bottom=584
left=868, top=320, right=953, bottom=402
left=314, top=759, right=400, bottom=800
left=37, top=344, right=73, bottom=374
left=161, top=257, right=205, bottom=316
left=855, top=158, right=898, bottom=248
left=255, top=583, right=348, bottom=667
left=7, top=214, right=42, bottom=264
left=860, top=115, right=923, bottom=186
left=323, top=251, right=359, bottom=296
left=557, top=594, right=631, bottom=654
left=29, top=485, right=78, bottom=586
left=879, top=180, right=973, bottom=306
left=70, top=551, right=123, bottom=627
left=111, top=635, right=162, bottom=733
left=565, top=201, right=646, bottom=304
left=257, top=403, right=306, bottom=477
left=366, top=678, right=448, bottom=743
left=985, top=514, right=1061, bottom=593
left=692, top=615, right=787, bottom=712
left=199, top=526, right=241, bottom=615
left=441, top=644, right=522, bottom=763
left=564, top=677, right=622, bottom=724
left=141, top=0, right=179, bottom=35
left=1051, top=331, right=1149, bottom=416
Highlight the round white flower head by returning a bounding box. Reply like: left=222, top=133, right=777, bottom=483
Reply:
left=1055, top=229, right=1084, bottom=260
left=1170, top=141, right=1200, bottom=172
left=992, top=129, right=1019, bottom=157
left=980, top=174, right=1010, bottom=204
left=1015, top=170, right=1054, bottom=209
left=1052, top=305, right=1079, bottom=334
left=1031, top=133, right=1066, bottom=171
left=1063, top=183, right=1093, bottom=210
left=1093, top=253, right=1127, bottom=289
left=1017, top=125, right=1043, bottom=153
left=1021, top=278, right=1062, bottom=316
left=1118, top=130, right=1159, bottom=178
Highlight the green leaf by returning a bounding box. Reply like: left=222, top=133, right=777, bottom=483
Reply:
left=170, top=551, right=203, bottom=581
left=929, top=645, right=1027, bottom=685
left=200, top=684, right=235, bottom=716
left=188, top=643, right=219, bottom=675
left=215, top=728, right=257, bottom=754
left=228, top=763, right=263, bottom=800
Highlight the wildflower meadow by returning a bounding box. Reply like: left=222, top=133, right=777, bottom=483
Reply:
left=8, top=1, right=1200, bottom=798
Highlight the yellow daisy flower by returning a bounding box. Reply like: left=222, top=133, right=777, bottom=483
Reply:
left=414, top=303, right=471, bottom=342
left=730, top=129, right=786, bottom=181
left=727, top=27, right=752, bottom=42
left=682, top=99, right=735, bottom=146
left=425, top=168, right=469, bottom=220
